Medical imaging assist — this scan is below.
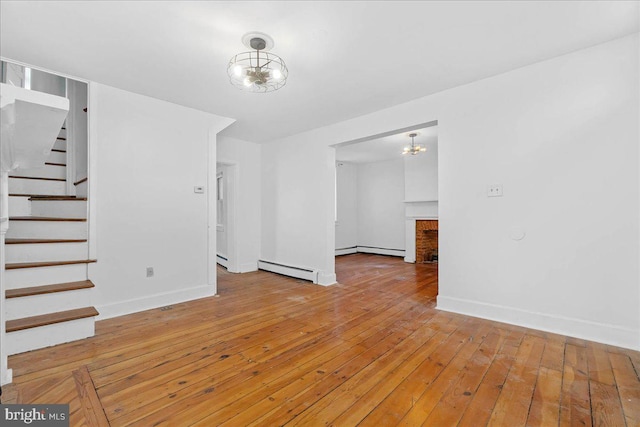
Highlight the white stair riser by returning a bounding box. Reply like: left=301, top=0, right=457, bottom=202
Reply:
left=53, top=140, right=66, bottom=151
left=5, top=263, right=88, bottom=289
left=5, top=242, right=88, bottom=263
left=6, top=318, right=95, bottom=355
left=31, top=200, right=87, bottom=218
left=48, top=151, right=67, bottom=164
left=11, top=164, right=66, bottom=180
left=6, top=220, right=87, bottom=239
left=8, top=196, right=30, bottom=216
left=6, top=289, right=93, bottom=320
left=9, top=178, right=66, bottom=195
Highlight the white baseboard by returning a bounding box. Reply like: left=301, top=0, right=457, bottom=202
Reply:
left=335, top=247, right=357, bottom=256
left=97, top=284, right=216, bottom=320
left=404, top=256, right=416, bottom=263
left=437, top=295, right=639, bottom=351
left=335, top=246, right=405, bottom=257
left=356, top=246, right=405, bottom=257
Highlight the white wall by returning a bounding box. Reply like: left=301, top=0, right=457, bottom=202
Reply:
left=335, top=162, right=357, bottom=251
left=261, top=34, right=640, bottom=349
left=404, top=144, right=438, bottom=202
left=262, top=139, right=336, bottom=285
left=217, top=136, right=261, bottom=273
left=357, top=158, right=405, bottom=252
left=89, top=84, right=233, bottom=318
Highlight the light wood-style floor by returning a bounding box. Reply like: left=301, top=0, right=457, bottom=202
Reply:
left=3, top=254, right=640, bottom=426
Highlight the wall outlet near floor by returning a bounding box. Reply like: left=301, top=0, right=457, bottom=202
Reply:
left=146, top=267, right=154, bottom=277
left=487, top=184, right=503, bottom=197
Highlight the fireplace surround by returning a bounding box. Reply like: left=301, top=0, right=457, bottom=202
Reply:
left=416, top=220, right=438, bottom=263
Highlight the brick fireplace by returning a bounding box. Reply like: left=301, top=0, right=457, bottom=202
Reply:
left=416, top=220, right=438, bottom=263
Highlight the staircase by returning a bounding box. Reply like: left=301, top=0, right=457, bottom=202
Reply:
left=4, top=126, right=98, bottom=355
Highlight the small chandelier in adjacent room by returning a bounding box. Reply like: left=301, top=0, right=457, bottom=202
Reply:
left=403, top=133, right=427, bottom=155
left=227, top=32, right=288, bottom=93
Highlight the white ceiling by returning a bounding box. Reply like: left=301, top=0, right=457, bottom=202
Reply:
left=1, top=1, right=638, bottom=143
left=336, top=125, right=437, bottom=164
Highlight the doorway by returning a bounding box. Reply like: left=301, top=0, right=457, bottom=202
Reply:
left=333, top=121, right=439, bottom=282
left=215, top=162, right=238, bottom=272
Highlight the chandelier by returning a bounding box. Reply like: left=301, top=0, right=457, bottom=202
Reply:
left=227, top=32, right=288, bottom=93
left=403, top=133, right=426, bottom=155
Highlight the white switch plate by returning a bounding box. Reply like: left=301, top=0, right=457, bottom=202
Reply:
left=488, top=184, right=503, bottom=197
left=194, top=186, right=205, bottom=194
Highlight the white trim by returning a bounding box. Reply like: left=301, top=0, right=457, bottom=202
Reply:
left=87, top=83, right=98, bottom=261
left=207, top=129, right=217, bottom=291
left=0, top=56, right=90, bottom=84
left=65, top=82, right=77, bottom=195
left=437, top=295, right=640, bottom=351
left=356, top=246, right=405, bottom=257
left=96, top=284, right=216, bottom=320
left=335, top=247, right=357, bottom=256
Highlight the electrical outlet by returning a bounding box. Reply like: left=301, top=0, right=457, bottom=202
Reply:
left=146, top=267, right=154, bottom=277
left=487, top=184, right=503, bottom=197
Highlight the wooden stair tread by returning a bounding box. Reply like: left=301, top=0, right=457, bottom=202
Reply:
left=29, top=196, right=87, bottom=201
left=10, top=216, right=86, bottom=222
left=8, top=176, right=66, bottom=182
left=10, top=194, right=82, bottom=199
left=6, top=307, right=99, bottom=333
left=74, top=177, right=88, bottom=186
left=6, top=280, right=95, bottom=299
left=52, top=149, right=66, bottom=153
left=45, top=162, right=66, bottom=167
left=5, top=238, right=87, bottom=244
left=6, top=259, right=97, bottom=270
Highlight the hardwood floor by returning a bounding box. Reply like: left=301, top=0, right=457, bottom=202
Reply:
left=3, top=253, right=639, bottom=426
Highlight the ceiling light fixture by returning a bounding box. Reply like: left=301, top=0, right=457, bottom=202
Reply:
left=403, top=133, right=426, bottom=155
left=227, top=32, right=288, bottom=93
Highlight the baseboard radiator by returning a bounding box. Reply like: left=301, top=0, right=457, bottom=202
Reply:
left=336, top=246, right=405, bottom=257
left=216, top=254, right=229, bottom=268
left=258, top=260, right=319, bottom=284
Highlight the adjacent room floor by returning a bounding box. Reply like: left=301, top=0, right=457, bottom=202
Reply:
left=2, top=254, right=639, bottom=426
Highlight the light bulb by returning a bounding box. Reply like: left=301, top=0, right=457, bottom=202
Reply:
left=233, top=65, right=243, bottom=77
left=243, top=77, right=252, bottom=87
left=272, top=69, right=282, bottom=80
